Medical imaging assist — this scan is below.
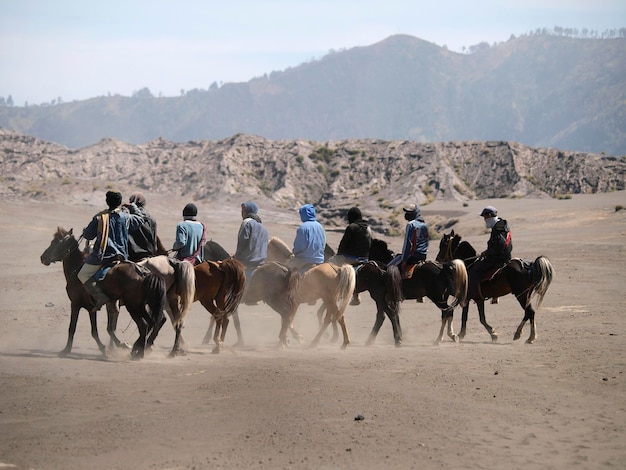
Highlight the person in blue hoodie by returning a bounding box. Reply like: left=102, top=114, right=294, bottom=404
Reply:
left=287, top=203, right=326, bottom=272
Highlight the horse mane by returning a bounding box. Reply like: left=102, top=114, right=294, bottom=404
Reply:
left=267, top=237, right=292, bottom=262
left=204, top=239, right=230, bottom=261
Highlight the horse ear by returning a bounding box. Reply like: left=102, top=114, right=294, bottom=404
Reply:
left=450, top=230, right=454, bottom=236
left=69, top=228, right=73, bottom=235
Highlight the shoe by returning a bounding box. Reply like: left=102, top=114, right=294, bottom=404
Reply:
left=84, top=280, right=111, bottom=312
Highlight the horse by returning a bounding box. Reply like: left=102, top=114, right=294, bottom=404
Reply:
left=135, top=255, right=196, bottom=357
left=194, top=259, right=246, bottom=353
left=435, top=230, right=554, bottom=343
left=242, top=260, right=356, bottom=348
left=368, top=239, right=468, bottom=345
left=203, top=237, right=338, bottom=345
left=40, top=227, right=167, bottom=359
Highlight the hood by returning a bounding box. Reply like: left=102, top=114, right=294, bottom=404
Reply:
left=299, top=204, right=317, bottom=222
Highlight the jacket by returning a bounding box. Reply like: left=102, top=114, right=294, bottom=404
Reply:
left=402, top=216, right=429, bottom=262
left=485, top=218, right=512, bottom=263
left=83, top=209, right=144, bottom=265
left=337, top=219, right=371, bottom=259
left=235, top=217, right=269, bottom=268
left=293, top=204, right=326, bottom=265
left=127, top=204, right=158, bottom=261
left=173, top=220, right=205, bottom=264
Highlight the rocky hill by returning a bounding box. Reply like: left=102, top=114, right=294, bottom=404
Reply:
left=1, top=129, right=624, bottom=234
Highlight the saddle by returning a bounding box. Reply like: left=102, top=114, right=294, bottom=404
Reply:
left=400, top=260, right=425, bottom=280
left=479, top=258, right=526, bottom=304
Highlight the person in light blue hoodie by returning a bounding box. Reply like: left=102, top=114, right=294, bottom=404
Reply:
left=287, top=203, right=326, bottom=271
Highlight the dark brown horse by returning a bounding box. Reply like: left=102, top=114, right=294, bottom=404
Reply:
left=435, top=230, right=554, bottom=343
left=138, top=255, right=196, bottom=357
left=368, top=239, right=468, bottom=344
left=40, top=227, right=167, bottom=359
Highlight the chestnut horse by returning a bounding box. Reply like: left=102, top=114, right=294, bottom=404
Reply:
left=40, top=227, right=167, bottom=359
left=435, top=230, right=554, bottom=343
left=194, top=259, right=246, bottom=353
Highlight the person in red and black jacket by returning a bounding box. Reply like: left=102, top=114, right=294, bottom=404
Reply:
left=466, top=206, right=513, bottom=303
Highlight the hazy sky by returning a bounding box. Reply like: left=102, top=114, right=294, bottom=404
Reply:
left=2, top=0, right=624, bottom=105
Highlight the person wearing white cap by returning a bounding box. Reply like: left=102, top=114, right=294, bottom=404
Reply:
left=465, top=205, right=513, bottom=305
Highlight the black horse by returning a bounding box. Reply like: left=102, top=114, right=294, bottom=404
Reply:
left=368, top=239, right=468, bottom=344
left=435, top=230, right=554, bottom=343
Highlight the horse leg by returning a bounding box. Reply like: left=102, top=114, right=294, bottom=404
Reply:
left=459, top=304, right=470, bottom=340
left=385, top=302, right=403, bottom=347
left=212, top=316, right=228, bottom=354
left=365, top=304, right=387, bottom=346
left=88, top=307, right=107, bottom=356
left=310, top=309, right=334, bottom=348
left=146, top=317, right=167, bottom=351
left=317, top=303, right=338, bottom=343
left=59, top=303, right=80, bottom=356
left=231, top=310, right=245, bottom=347
left=200, top=299, right=217, bottom=345
left=288, top=321, right=305, bottom=344
left=105, top=302, right=127, bottom=350
left=476, top=300, right=498, bottom=342
left=168, top=320, right=187, bottom=357
left=337, top=314, right=351, bottom=350
left=514, top=296, right=537, bottom=344
left=130, top=318, right=147, bottom=360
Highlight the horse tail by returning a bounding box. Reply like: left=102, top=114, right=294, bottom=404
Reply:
left=285, top=267, right=302, bottom=314
left=530, top=256, right=554, bottom=309
left=144, top=273, right=167, bottom=331
left=447, top=259, right=468, bottom=308
left=335, top=265, right=357, bottom=315
left=384, top=264, right=403, bottom=306
left=217, top=259, right=246, bottom=315
left=174, top=259, right=196, bottom=318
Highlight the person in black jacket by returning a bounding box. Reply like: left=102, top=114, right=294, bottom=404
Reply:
left=126, top=192, right=158, bottom=262
left=465, top=205, right=513, bottom=304
left=331, top=207, right=372, bottom=305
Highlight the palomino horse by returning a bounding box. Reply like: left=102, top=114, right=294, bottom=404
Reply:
left=40, top=227, right=167, bottom=359
left=136, top=256, right=196, bottom=357
left=435, top=230, right=554, bottom=343
left=368, top=239, right=468, bottom=344
left=242, top=260, right=356, bottom=348
left=269, top=236, right=406, bottom=347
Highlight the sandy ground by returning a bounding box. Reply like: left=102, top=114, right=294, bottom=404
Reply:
left=1, top=191, right=625, bottom=470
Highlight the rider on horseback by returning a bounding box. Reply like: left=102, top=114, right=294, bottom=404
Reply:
left=286, top=203, right=326, bottom=273
left=125, top=192, right=159, bottom=262
left=388, top=203, right=429, bottom=282
left=330, top=206, right=372, bottom=305
left=465, top=206, right=513, bottom=305
left=234, top=201, right=269, bottom=279
left=173, top=203, right=206, bottom=265
left=77, top=191, right=147, bottom=311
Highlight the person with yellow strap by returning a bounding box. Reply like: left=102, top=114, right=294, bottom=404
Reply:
left=77, top=191, right=147, bottom=311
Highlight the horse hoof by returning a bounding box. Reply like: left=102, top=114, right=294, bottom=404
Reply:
left=491, top=334, right=498, bottom=342
left=58, top=348, right=71, bottom=357
left=526, top=338, right=535, bottom=344
left=452, top=335, right=459, bottom=343
left=394, top=341, right=402, bottom=348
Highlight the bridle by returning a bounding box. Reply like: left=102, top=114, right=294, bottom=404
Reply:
left=53, top=233, right=82, bottom=262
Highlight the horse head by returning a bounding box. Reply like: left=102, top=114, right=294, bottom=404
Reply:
left=435, top=230, right=461, bottom=263
left=40, top=227, right=78, bottom=265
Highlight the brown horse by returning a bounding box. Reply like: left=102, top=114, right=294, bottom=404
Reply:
left=137, top=255, right=196, bottom=357
left=194, top=259, right=246, bottom=353
left=40, top=227, right=167, bottom=359
left=435, top=230, right=554, bottom=343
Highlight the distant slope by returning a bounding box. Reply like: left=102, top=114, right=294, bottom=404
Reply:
left=0, top=34, right=624, bottom=154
